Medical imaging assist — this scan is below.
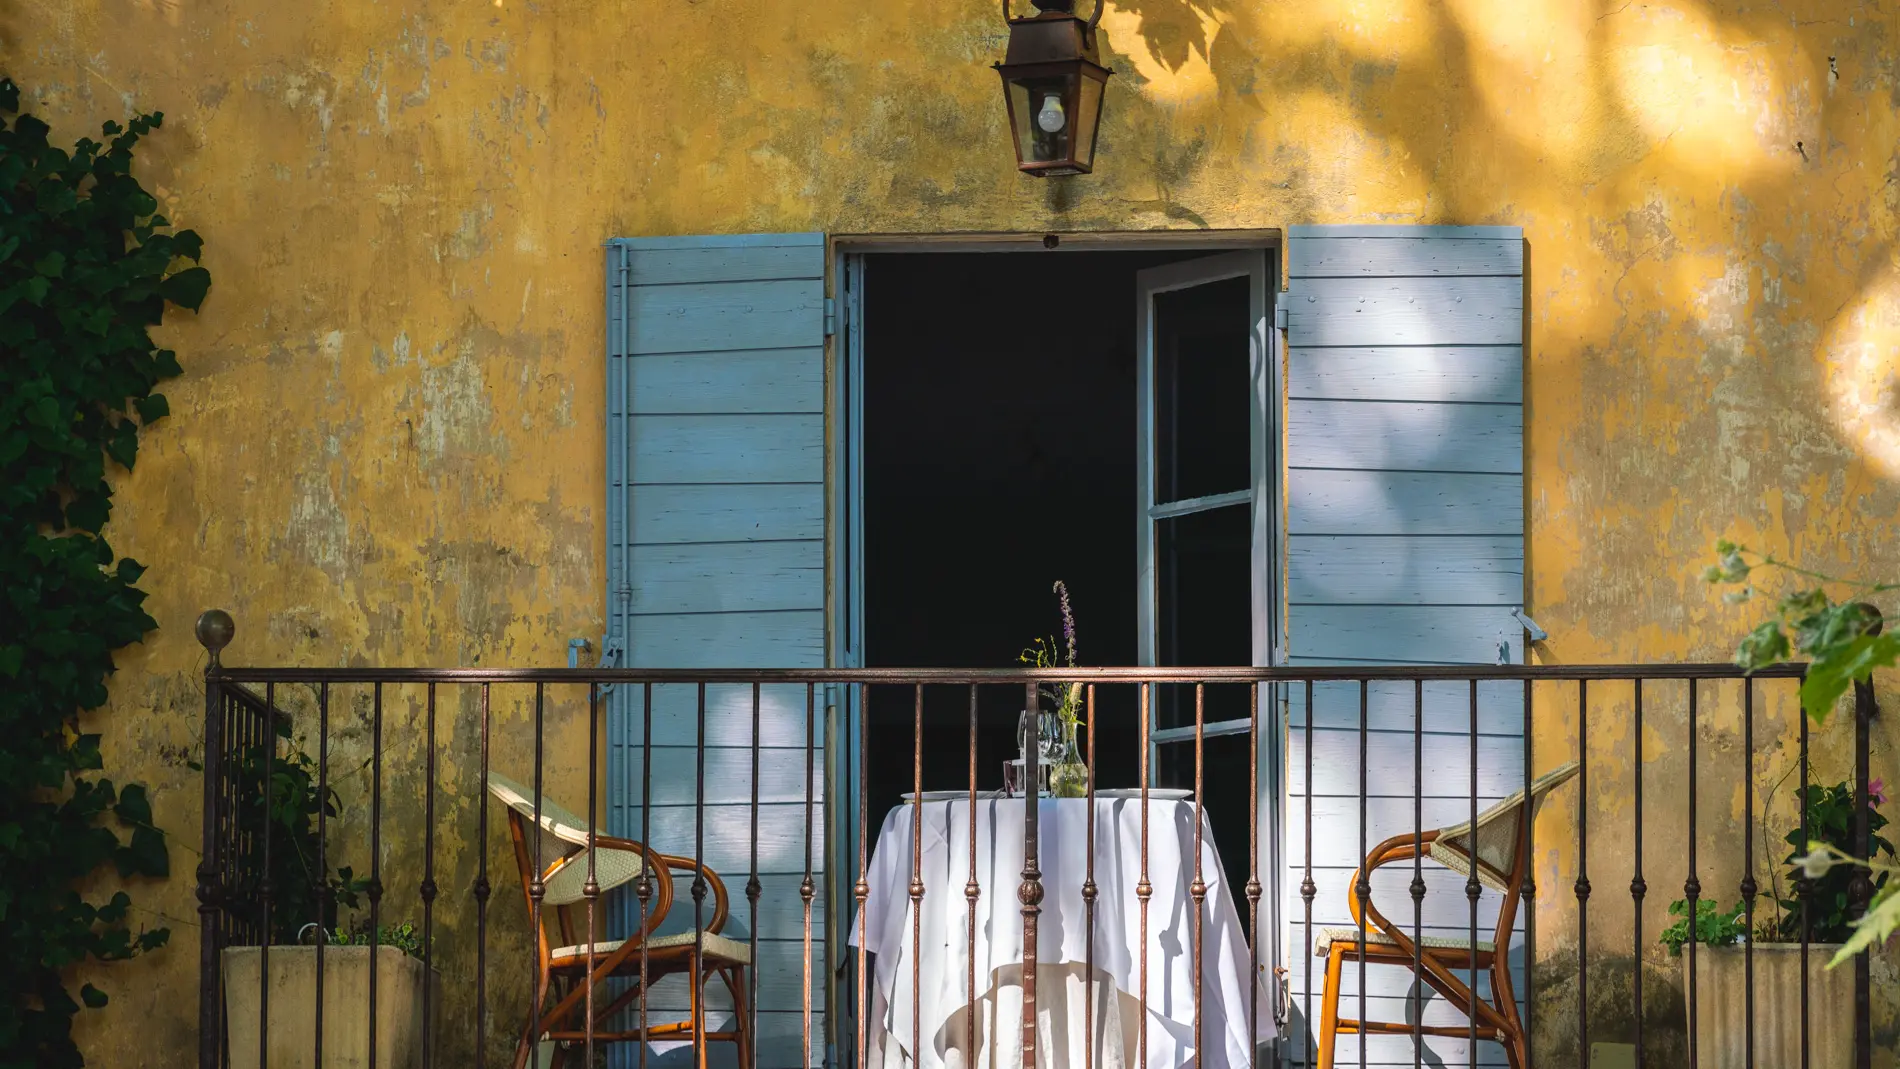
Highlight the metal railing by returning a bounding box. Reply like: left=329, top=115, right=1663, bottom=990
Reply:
left=190, top=611, right=1879, bottom=1069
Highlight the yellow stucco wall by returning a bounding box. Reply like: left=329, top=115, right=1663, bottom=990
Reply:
left=6, top=0, right=1900, bottom=1064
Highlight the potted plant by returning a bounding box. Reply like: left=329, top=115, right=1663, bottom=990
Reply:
left=219, top=723, right=437, bottom=1069
left=1017, top=581, right=1089, bottom=799
left=1659, top=778, right=1890, bottom=1069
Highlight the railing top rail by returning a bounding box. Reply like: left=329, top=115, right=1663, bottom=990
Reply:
left=212, top=663, right=1807, bottom=684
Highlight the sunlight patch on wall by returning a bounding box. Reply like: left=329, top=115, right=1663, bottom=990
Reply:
left=1442, top=0, right=1593, bottom=163
left=1098, top=4, right=1226, bottom=103
left=1824, top=262, right=1900, bottom=482
left=1605, top=2, right=1811, bottom=180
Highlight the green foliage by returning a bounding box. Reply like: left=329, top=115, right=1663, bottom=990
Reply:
left=326, top=919, right=425, bottom=960
left=1659, top=899, right=1748, bottom=955
left=1705, top=540, right=1900, bottom=721
left=1776, top=782, right=1893, bottom=944
left=224, top=729, right=368, bottom=948
left=0, top=78, right=208, bottom=1067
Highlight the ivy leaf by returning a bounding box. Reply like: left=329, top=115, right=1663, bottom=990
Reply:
left=116, top=825, right=170, bottom=878
left=1798, top=633, right=1900, bottom=723
left=135, top=392, right=169, bottom=424
left=80, top=984, right=108, bottom=1009
left=172, top=228, right=203, bottom=261
left=34, top=249, right=65, bottom=276
left=1829, top=883, right=1900, bottom=967
left=0, top=644, right=21, bottom=678
left=1735, top=621, right=1790, bottom=672
left=160, top=265, right=210, bottom=310
left=113, top=783, right=153, bottom=827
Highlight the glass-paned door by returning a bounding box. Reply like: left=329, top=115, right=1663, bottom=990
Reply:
left=1134, top=248, right=1279, bottom=1008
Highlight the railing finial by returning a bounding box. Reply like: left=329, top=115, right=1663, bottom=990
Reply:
left=195, top=609, right=234, bottom=670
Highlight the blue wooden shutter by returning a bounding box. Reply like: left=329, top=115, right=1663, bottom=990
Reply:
left=605, top=233, right=826, bottom=1067
left=1281, top=225, right=1525, bottom=1066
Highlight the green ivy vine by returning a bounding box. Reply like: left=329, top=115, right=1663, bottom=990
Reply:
left=0, top=78, right=209, bottom=1067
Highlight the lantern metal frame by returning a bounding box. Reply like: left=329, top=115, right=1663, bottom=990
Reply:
left=994, top=0, right=1112, bottom=177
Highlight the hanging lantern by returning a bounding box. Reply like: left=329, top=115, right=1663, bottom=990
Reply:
left=994, top=0, right=1111, bottom=177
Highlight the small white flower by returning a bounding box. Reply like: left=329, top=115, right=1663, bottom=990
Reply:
left=1794, top=846, right=1835, bottom=879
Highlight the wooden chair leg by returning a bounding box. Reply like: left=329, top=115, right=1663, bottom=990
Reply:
left=723, top=966, right=752, bottom=1067
left=514, top=970, right=553, bottom=1069
left=1317, top=946, right=1345, bottom=1069
left=693, top=964, right=711, bottom=1069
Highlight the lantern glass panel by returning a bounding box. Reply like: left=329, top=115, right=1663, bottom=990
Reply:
left=1070, top=71, right=1105, bottom=172
left=1007, top=74, right=1077, bottom=166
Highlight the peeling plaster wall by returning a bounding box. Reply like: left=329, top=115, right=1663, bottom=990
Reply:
left=5, top=0, right=1900, bottom=1064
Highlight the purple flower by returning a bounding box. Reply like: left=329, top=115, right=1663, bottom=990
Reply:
left=1054, top=580, right=1077, bottom=668
left=1871, top=778, right=1887, bottom=807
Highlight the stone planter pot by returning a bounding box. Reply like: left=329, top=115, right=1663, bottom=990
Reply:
left=223, top=945, right=437, bottom=1069
left=1691, top=943, right=1853, bottom=1069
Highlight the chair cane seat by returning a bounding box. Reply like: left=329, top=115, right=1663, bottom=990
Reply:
left=1315, top=925, right=1496, bottom=956
left=550, top=930, right=752, bottom=967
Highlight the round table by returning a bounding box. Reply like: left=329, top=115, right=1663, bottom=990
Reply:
left=850, top=795, right=1274, bottom=1068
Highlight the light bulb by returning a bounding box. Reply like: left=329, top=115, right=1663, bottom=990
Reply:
left=1036, top=93, right=1066, bottom=134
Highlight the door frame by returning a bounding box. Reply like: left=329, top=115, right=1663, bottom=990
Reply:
left=826, top=230, right=1286, bottom=1063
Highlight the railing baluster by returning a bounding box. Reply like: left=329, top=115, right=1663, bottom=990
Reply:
left=1246, top=682, right=1260, bottom=1069
left=1139, top=681, right=1151, bottom=1069
left=1192, top=683, right=1207, bottom=1069
left=260, top=681, right=275, bottom=1069
left=802, top=682, right=817, bottom=1069
left=421, top=682, right=438, bottom=1069
left=315, top=682, right=330, bottom=1069
left=1301, top=678, right=1314, bottom=1065
left=1467, top=680, right=1479, bottom=1069
left=369, top=682, right=384, bottom=1069
left=1575, top=680, right=1591, bottom=1069
left=526, top=683, right=542, bottom=1069
left=585, top=682, right=601, bottom=1066
left=475, top=683, right=491, bottom=1069
left=638, top=683, right=653, bottom=1069
left=1087, top=684, right=1100, bottom=1069
left=1852, top=678, right=1875, bottom=1069
left=1020, top=681, right=1043, bottom=1069
left=1413, top=680, right=1425, bottom=1069
left=1742, top=679, right=1756, bottom=1069
left=1685, top=679, right=1698, bottom=1069
left=692, top=682, right=708, bottom=1062
left=748, top=683, right=763, bottom=1069
left=1522, top=677, right=1536, bottom=1069
left=911, top=683, right=925, bottom=1069
left=1799, top=693, right=1810, bottom=1069
left=1357, top=678, right=1368, bottom=1069
left=967, top=684, right=981, bottom=1065
left=1631, top=679, right=1644, bottom=1069
left=195, top=618, right=225, bottom=1069
left=855, top=682, right=869, bottom=1069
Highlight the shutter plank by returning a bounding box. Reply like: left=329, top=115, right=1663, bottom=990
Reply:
left=630, top=413, right=823, bottom=484
left=628, top=483, right=822, bottom=545
left=1288, top=399, right=1521, bottom=474
left=630, top=348, right=825, bottom=414
left=629, top=278, right=824, bottom=354
left=1287, top=346, right=1522, bottom=403
left=1291, top=604, right=1524, bottom=664
left=1286, top=276, right=1523, bottom=347
left=629, top=540, right=823, bottom=615
left=1287, top=471, right=1522, bottom=535
left=1288, top=236, right=1522, bottom=277
left=1289, top=535, right=1523, bottom=604
left=627, top=609, right=825, bottom=669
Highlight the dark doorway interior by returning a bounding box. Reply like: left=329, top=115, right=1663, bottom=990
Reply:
left=860, top=249, right=1257, bottom=916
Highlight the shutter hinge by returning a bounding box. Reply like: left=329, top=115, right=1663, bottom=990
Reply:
left=1513, top=607, right=1549, bottom=642
left=1273, top=305, right=1289, bottom=330
left=824, top=297, right=837, bottom=337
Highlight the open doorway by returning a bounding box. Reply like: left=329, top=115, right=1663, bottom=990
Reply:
left=852, top=247, right=1269, bottom=922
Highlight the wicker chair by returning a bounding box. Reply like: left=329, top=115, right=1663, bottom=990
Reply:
left=487, top=772, right=752, bottom=1069
left=1314, top=761, right=1579, bottom=1069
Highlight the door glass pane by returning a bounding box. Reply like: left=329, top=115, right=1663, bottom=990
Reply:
left=1153, top=275, right=1251, bottom=504
left=1155, top=503, right=1251, bottom=730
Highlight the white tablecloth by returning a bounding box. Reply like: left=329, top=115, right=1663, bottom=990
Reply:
left=850, top=797, right=1272, bottom=1068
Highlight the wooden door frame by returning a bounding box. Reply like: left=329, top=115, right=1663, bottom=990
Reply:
left=825, top=229, right=1287, bottom=1066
